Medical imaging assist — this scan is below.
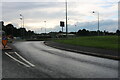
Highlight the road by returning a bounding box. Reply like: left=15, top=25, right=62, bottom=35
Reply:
left=2, top=41, right=118, bottom=78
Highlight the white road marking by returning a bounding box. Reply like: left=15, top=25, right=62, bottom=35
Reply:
left=5, top=52, right=30, bottom=67
left=14, top=52, right=35, bottom=67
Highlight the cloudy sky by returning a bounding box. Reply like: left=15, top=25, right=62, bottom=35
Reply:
left=1, top=0, right=119, bottom=33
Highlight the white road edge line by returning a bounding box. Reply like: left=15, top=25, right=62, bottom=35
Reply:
left=14, top=52, right=35, bottom=67
left=5, top=52, right=30, bottom=67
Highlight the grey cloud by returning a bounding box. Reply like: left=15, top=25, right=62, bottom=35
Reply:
left=52, top=20, right=118, bottom=33
left=2, top=2, right=65, bottom=12
left=2, top=2, right=118, bottom=33
left=2, top=2, right=65, bottom=22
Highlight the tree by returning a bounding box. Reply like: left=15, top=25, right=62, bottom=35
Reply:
left=2, top=21, right=35, bottom=38
left=77, top=29, right=90, bottom=36
left=116, top=30, right=120, bottom=36
left=3, top=24, right=14, bottom=35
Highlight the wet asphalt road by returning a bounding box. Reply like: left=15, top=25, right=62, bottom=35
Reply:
left=3, top=41, right=118, bottom=78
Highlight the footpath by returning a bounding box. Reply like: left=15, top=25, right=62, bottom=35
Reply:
left=0, top=43, right=12, bottom=50
left=44, top=41, right=119, bottom=60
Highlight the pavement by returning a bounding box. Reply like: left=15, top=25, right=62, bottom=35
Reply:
left=0, top=43, right=12, bottom=50
left=44, top=41, right=119, bottom=60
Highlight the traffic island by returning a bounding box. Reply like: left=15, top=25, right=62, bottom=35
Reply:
left=44, top=41, right=119, bottom=60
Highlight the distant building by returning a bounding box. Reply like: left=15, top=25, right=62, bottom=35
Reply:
left=56, top=33, right=75, bottom=38
left=31, top=34, right=51, bottom=39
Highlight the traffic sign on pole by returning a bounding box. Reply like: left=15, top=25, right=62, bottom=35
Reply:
left=60, top=21, right=64, bottom=32
left=60, top=21, right=64, bottom=27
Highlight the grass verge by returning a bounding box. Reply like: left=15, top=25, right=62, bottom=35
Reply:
left=53, top=36, right=119, bottom=51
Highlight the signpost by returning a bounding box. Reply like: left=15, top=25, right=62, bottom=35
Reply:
left=60, top=21, right=64, bottom=32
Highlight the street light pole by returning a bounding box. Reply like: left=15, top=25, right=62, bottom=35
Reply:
left=20, top=18, right=22, bottom=28
left=23, top=16, right=24, bottom=28
left=20, top=14, right=25, bottom=39
left=20, top=14, right=24, bottom=28
left=93, top=11, right=100, bottom=36
left=44, top=21, right=46, bottom=34
left=20, top=14, right=22, bottom=28
left=65, top=0, right=68, bottom=37
left=98, top=12, right=99, bottom=36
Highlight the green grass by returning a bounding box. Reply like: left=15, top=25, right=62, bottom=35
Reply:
left=54, top=36, right=119, bottom=51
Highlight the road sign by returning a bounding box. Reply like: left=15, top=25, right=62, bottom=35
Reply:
left=2, top=37, right=8, bottom=48
left=60, top=21, right=64, bottom=27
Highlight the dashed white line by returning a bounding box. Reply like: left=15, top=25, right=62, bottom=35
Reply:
left=14, top=52, right=35, bottom=67
left=5, top=52, right=30, bottom=67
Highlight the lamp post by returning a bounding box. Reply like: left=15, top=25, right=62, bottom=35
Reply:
left=20, top=14, right=24, bottom=28
left=20, top=18, right=22, bottom=28
left=44, top=21, right=46, bottom=34
left=93, top=11, right=100, bottom=36
left=20, top=14, right=25, bottom=39
left=65, top=0, right=68, bottom=37
left=75, top=24, right=77, bottom=34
